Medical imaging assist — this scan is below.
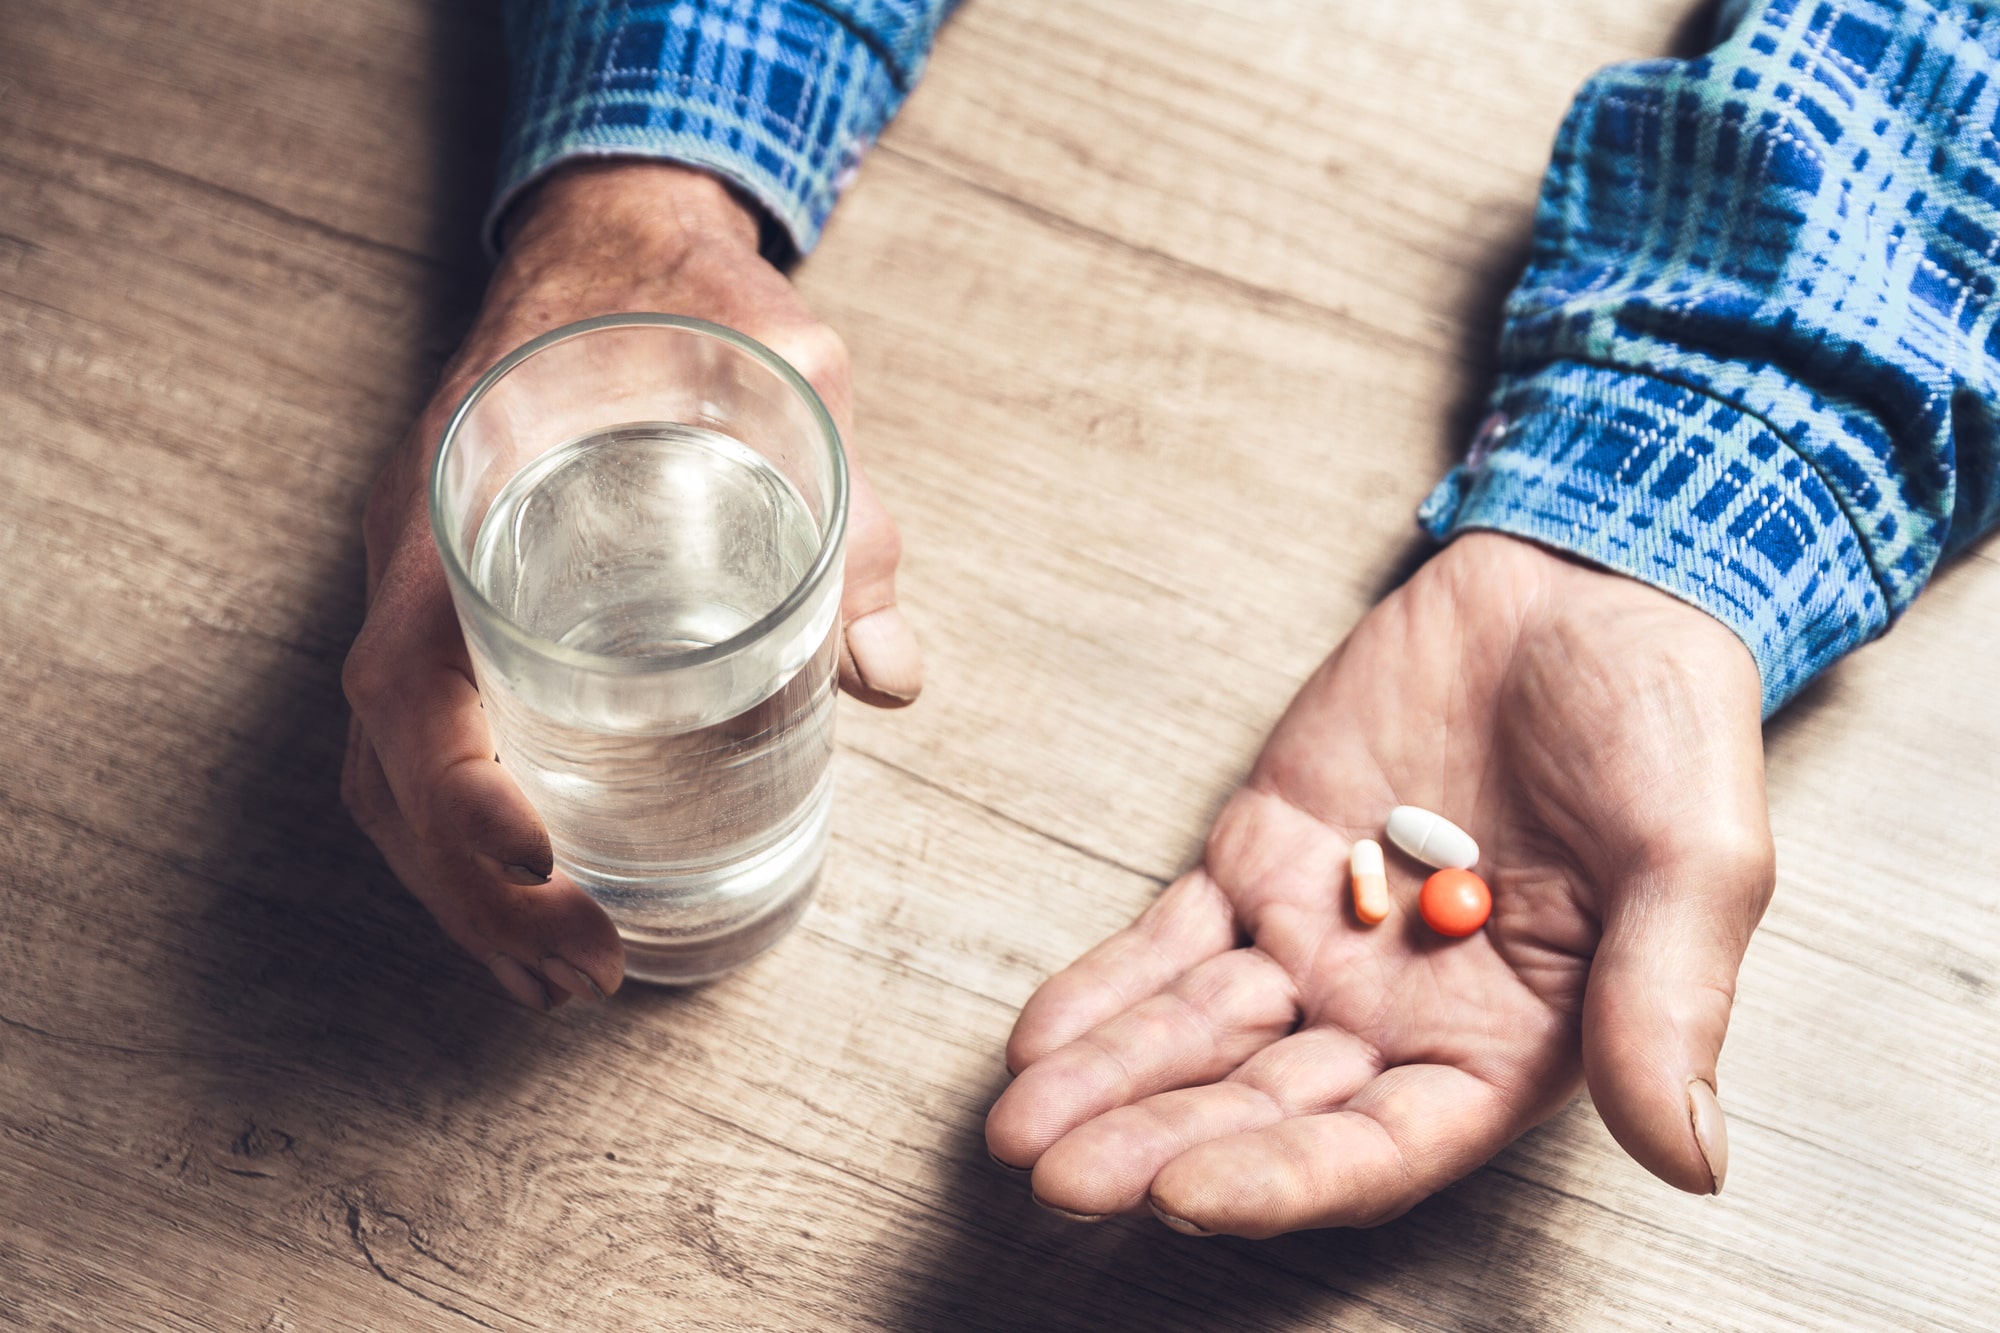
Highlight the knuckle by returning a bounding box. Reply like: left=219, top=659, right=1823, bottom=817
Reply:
left=847, top=514, right=902, bottom=588
left=340, top=643, right=391, bottom=716
left=458, top=879, right=522, bottom=947
left=868, top=511, right=903, bottom=566
left=1692, top=819, right=1777, bottom=905
left=1695, top=973, right=1741, bottom=1013
left=412, top=752, right=490, bottom=847
left=1639, top=809, right=1775, bottom=910
left=432, top=754, right=544, bottom=863
left=1355, top=1197, right=1422, bottom=1230
left=781, top=323, right=849, bottom=385
left=461, top=874, right=579, bottom=959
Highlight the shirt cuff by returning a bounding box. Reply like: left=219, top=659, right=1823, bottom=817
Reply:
left=1417, top=361, right=1891, bottom=716
left=490, top=1, right=906, bottom=258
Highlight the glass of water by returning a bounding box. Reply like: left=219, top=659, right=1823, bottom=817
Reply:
left=430, top=314, right=847, bottom=985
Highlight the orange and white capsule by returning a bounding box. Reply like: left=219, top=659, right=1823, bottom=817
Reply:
left=1386, top=805, right=1479, bottom=870
left=1350, top=838, right=1390, bottom=925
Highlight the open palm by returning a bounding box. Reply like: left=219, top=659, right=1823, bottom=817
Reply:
left=987, top=533, right=1773, bottom=1237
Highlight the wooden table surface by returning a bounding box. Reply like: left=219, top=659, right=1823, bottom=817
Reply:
left=5, top=1, right=1999, bottom=1328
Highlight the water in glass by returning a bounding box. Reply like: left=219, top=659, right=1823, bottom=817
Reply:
left=468, top=422, right=837, bottom=983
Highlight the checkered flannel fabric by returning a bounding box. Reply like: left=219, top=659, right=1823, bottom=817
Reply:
left=497, top=1, right=2000, bottom=715
left=493, top=0, right=957, bottom=255
left=1423, top=0, right=2000, bottom=713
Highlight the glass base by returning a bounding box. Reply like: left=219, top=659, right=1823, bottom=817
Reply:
left=618, top=872, right=821, bottom=985
left=569, top=784, right=833, bottom=987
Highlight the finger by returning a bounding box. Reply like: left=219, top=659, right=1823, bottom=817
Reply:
left=836, top=464, right=921, bottom=707
left=1031, top=1085, right=1280, bottom=1220
left=986, top=947, right=1298, bottom=1168
left=342, top=532, right=553, bottom=880
left=1030, top=1028, right=1381, bottom=1218
left=1583, top=839, right=1772, bottom=1196
left=1004, top=869, right=1238, bottom=1073
left=1147, top=1063, right=1521, bottom=1238
left=346, top=725, right=623, bottom=1003
left=757, top=320, right=921, bottom=708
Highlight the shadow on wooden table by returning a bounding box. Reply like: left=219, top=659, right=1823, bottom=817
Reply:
left=877, top=1074, right=1611, bottom=1332
left=159, top=0, right=578, bottom=1241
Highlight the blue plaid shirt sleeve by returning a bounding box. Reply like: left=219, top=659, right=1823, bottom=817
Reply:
left=1419, top=0, right=2000, bottom=715
left=491, top=1, right=959, bottom=256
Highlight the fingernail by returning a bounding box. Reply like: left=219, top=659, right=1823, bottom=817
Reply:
left=487, top=956, right=550, bottom=1011
left=987, top=1150, right=1031, bottom=1176
left=1033, top=1195, right=1109, bottom=1224
left=541, top=957, right=607, bottom=1004
left=1150, top=1202, right=1214, bottom=1237
left=843, top=607, right=922, bottom=705
left=1688, top=1078, right=1729, bottom=1195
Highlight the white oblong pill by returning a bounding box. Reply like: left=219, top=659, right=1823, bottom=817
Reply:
left=1385, top=805, right=1479, bottom=870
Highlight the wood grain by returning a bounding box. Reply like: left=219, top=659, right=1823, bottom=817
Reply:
left=3, top=1, right=1997, bottom=1329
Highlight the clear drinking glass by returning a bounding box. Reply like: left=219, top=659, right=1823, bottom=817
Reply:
left=430, top=314, right=847, bottom=984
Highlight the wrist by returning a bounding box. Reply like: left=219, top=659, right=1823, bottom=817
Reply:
left=499, top=160, right=763, bottom=271
left=1420, top=364, right=1886, bottom=716
left=1448, top=532, right=1763, bottom=716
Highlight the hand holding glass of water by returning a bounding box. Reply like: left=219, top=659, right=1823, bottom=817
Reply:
left=431, top=314, right=847, bottom=984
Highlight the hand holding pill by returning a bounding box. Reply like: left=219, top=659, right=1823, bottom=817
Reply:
left=989, top=533, right=1774, bottom=1238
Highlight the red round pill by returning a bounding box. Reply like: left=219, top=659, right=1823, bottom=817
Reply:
left=1419, top=868, right=1491, bottom=937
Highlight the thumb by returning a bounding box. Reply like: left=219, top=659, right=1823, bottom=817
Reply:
left=835, top=464, right=921, bottom=707
left=758, top=320, right=921, bottom=709
left=1581, top=840, right=1774, bottom=1195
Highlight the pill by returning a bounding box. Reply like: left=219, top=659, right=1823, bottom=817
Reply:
left=1350, top=838, right=1390, bottom=925
left=1419, top=868, right=1492, bottom=937
left=1385, top=805, right=1479, bottom=870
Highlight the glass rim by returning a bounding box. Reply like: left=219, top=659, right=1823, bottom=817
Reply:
left=429, top=312, right=850, bottom=675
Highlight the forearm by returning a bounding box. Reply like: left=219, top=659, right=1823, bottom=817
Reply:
left=1423, top=0, right=2000, bottom=714
left=492, top=0, right=962, bottom=258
